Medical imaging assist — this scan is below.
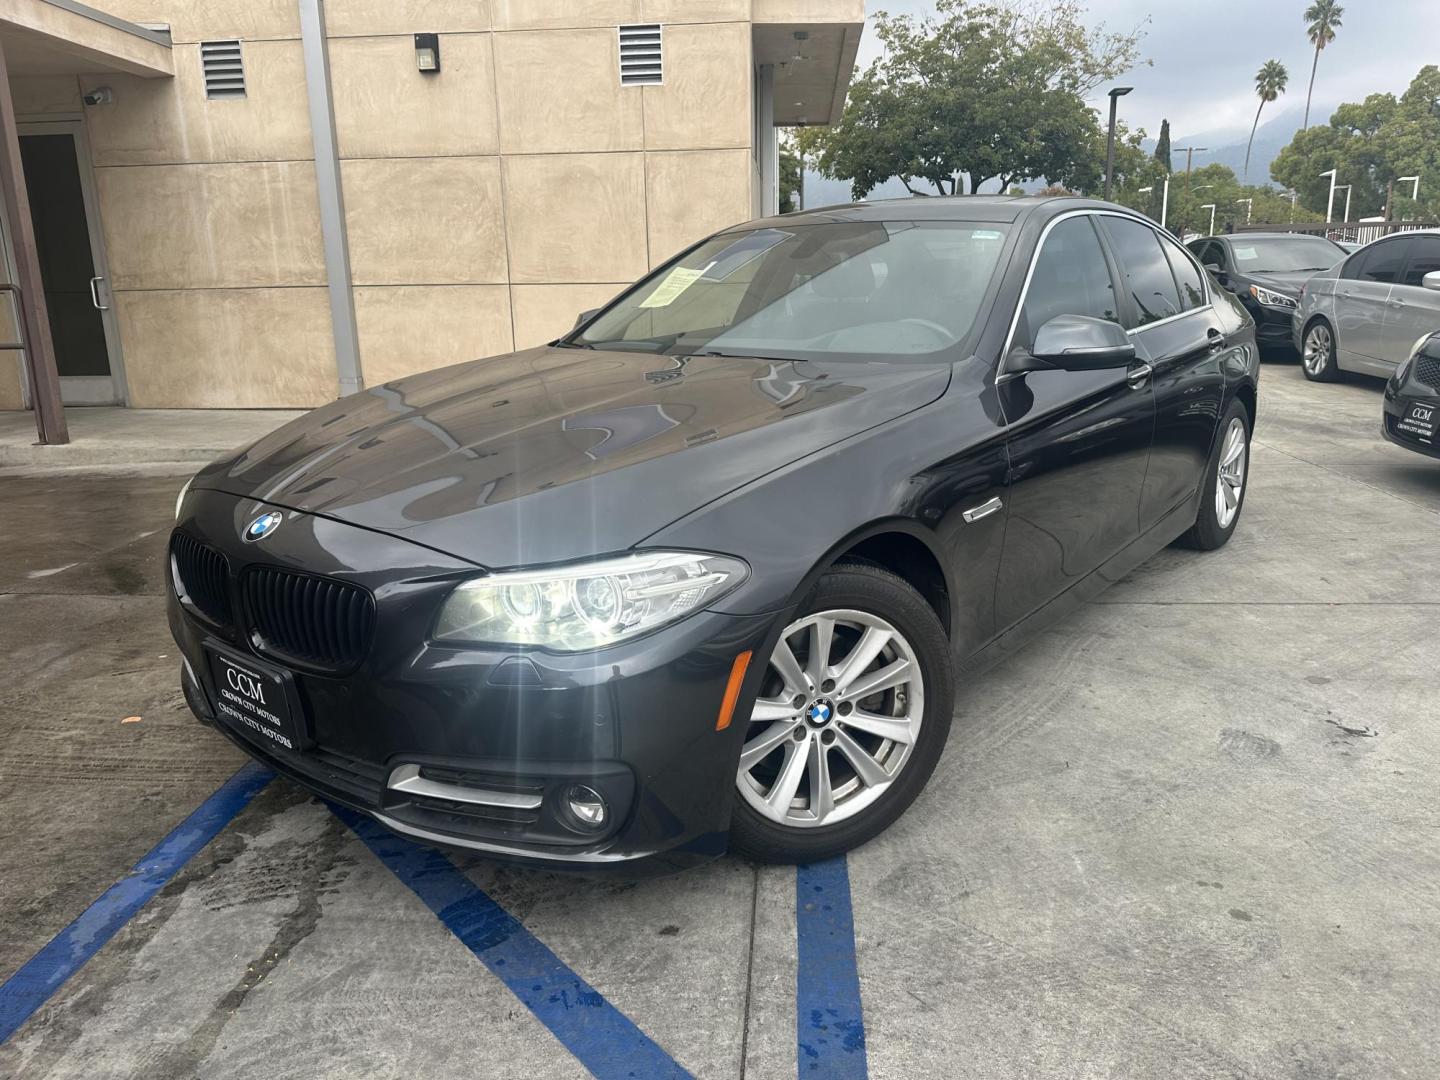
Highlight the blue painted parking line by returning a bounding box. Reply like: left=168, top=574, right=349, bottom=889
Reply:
left=333, top=805, right=694, bottom=1080
left=0, top=761, right=274, bottom=1045
left=796, top=857, right=868, bottom=1078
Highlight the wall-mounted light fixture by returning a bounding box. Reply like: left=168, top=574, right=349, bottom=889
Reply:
left=414, top=33, right=440, bottom=74
left=81, top=86, right=114, bottom=106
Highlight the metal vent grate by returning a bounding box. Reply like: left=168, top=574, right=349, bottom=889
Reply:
left=618, top=24, right=662, bottom=86
left=201, top=40, right=246, bottom=99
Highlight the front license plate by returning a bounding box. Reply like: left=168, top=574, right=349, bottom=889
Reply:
left=207, top=650, right=299, bottom=752
left=1398, top=402, right=1437, bottom=444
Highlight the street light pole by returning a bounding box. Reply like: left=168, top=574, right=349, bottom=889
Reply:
left=1320, top=168, right=1338, bottom=222
left=1397, top=173, right=1421, bottom=208
left=1160, top=174, right=1170, bottom=229
left=1237, top=198, right=1252, bottom=225
left=1202, top=203, right=1216, bottom=235
left=1103, top=86, right=1133, bottom=201
left=1177, top=146, right=1207, bottom=192
left=1333, top=183, right=1352, bottom=223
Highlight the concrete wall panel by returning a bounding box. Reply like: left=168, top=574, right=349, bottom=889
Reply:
left=116, top=287, right=335, bottom=408
left=493, top=28, right=642, bottom=154
left=0, top=354, right=22, bottom=410
left=94, top=0, right=301, bottom=44
left=82, top=42, right=312, bottom=167
left=323, top=0, right=493, bottom=37
left=645, top=148, right=752, bottom=267
left=642, top=0, right=750, bottom=22
left=343, top=156, right=507, bottom=286
left=642, top=22, right=751, bottom=150
left=330, top=34, right=499, bottom=159
left=96, top=161, right=326, bottom=291
left=12, top=76, right=82, bottom=116
left=511, top=282, right=626, bottom=349
left=503, top=152, right=647, bottom=284
left=354, top=284, right=513, bottom=385
left=492, top=1, right=641, bottom=31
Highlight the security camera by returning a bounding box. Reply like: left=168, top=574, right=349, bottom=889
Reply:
left=82, top=87, right=114, bottom=106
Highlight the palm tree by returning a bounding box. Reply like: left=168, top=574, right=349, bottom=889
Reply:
left=1302, top=0, right=1343, bottom=129
left=1245, top=60, right=1288, bottom=182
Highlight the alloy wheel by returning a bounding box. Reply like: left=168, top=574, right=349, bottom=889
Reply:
left=736, top=609, right=924, bottom=829
left=1303, top=325, right=1331, bottom=376
left=1215, top=416, right=1247, bottom=529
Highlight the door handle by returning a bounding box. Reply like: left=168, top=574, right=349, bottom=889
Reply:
left=1126, top=361, right=1153, bottom=387
left=962, top=496, right=1003, bottom=524
left=1206, top=328, right=1225, bottom=352
left=1387, top=296, right=1405, bottom=308
left=89, top=275, right=108, bottom=311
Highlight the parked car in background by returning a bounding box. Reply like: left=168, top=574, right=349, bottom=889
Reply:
left=167, top=196, right=1259, bottom=871
left=1294, top=229, right=1440, bottom=381
left=1187, top=233, right=1348, bottom=352
left=1383, top=331, right=1440, bottom=459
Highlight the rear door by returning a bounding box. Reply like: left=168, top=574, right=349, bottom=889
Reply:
left=1379, top=235, right=1440, bottom=367
left=994, top=213, right=1155, bottom=630
left=1337, top=237, right=1412, bottom=361
left=1101, top=217, right=1227, bottom=530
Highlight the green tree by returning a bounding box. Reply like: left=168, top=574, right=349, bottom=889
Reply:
left=1302, top=0, right=1343, bottom=130
left=778, top=144, right=802, bottom=214
left=801, top=0, right=1146, bottom=198
left=1270, top=67, right=1440, bottom=221
left=1154, top=118, right=1172, bottom=172
left=1245, top=61, right=1288, bottom=182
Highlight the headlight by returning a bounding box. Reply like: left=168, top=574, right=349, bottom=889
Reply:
left=174, top=477, right=193, bottom=521
left=434, top=551, right=749, bottom=650
left=1249, top=285, right=1297, bottom=309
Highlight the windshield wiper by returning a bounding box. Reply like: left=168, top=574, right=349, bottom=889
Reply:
left=552, top=340, right=593, bottom=349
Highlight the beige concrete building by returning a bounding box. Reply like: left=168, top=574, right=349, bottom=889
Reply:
left=0, top=0, right=862, bottom=423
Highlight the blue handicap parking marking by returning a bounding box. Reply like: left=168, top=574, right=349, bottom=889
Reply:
left=0, top=762, right=274, bottom=1045
left=332, top=805, right=694, bottom=1080
left=796, top=856, right=869, bottom=1078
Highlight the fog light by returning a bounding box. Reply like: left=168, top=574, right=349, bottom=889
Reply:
left=563, top=784, right=608, bottom=830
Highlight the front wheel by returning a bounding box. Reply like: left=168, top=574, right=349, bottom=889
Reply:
left=729, top=563, right=954, bottom=864
left=1301, top=321, right=1338, bottom=382
left=1175, top=399, right=1251, bottom=551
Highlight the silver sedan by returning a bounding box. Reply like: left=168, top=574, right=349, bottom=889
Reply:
left=1293, top=228, right=1440, bottom=381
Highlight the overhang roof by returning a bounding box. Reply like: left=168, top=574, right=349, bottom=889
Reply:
left=753, top=0, right=863, bottom=126
left=0, top=0, right=172, bottom=78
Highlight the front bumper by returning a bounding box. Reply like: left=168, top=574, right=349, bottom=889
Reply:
left=169, top=490, right=780, bottom=874
left=1382, top=382, right=1440, bottom=460
left=1243, top=297, right=1299, bottom=348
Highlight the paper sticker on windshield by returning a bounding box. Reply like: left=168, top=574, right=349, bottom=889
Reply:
left=1233, top=246, right=1258, bottom=261
left=972, top=230, right=1003, bottom=240
left=639, top=266, right=706, bottom=308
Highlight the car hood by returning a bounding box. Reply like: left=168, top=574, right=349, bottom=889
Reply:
left=196, top=346, right=952, bottom=567
left=1246, top=270, right=1324, bottom=294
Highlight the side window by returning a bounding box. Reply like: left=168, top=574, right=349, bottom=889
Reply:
left=1161, top=236, right=1207, bottom=310
left=1099, top=216, right=1183, bottom=328
left=1017, top=216, right=1120, bottom=347
left=1345, top=238, right=1412, bottom=284
left=1401, top=236, right=1440, bottom=288
left=1192, top=240, right=1220, bottom=269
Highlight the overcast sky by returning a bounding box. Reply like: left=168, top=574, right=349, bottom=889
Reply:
left=855, top=0, right=1440, bottom=142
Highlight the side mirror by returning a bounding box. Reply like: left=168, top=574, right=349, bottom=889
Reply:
left=1423, top=271, right=1440, bottom=293
left=573, top=307, right=601, bottom=330
left=1014, top=314, right=1136, bottom=372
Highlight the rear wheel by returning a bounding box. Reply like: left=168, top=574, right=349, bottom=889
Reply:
left=1175, top=399, right=1250, bottom=551
left=729, top=563, right=953, bottom=864
left=1301, top=321, right=1338, bottom=382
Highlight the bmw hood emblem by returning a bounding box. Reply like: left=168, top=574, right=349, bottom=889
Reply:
left=244, top=511, right=283, bottom=542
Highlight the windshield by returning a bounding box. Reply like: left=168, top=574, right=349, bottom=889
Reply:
left=1230, top=235, right=1345, bottom=273
left=568, top=220, right=1010, bottom=360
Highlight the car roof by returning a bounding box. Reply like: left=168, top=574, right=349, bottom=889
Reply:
left=744, top=194, right=1139, bottom=231
left=1203, top=232, right=1344, bottom=243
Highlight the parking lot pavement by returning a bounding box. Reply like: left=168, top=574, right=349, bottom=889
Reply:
left=1, top=359, right=1437, bottom=1079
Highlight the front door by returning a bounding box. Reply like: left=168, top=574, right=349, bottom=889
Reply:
left=17, top=122, right=123, bottom=405
left=1379, top=234, right=1440, bottom=367
left=994, top=214, right=1155, bottom=631
left=1336, top=236, right=1411, bottom=363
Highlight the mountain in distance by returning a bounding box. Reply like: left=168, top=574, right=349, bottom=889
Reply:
left=793, top=101, right=1334, bottom=208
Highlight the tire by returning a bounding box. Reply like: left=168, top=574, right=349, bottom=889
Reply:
left=729, top=563, right=954, bottom=864
left=1174, top=398, right=1251, bottom=551
left=1301, top=319, right=1339, bottom=382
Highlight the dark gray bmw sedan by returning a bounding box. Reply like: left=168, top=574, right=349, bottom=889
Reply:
left=169, top=196, right=1258, bottom=872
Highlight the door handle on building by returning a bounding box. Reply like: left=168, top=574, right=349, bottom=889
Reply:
left=89, top=275, right=108, bottom=311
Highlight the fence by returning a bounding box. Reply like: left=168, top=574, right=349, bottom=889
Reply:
left=1235, top=219, right=1437, bottom=244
